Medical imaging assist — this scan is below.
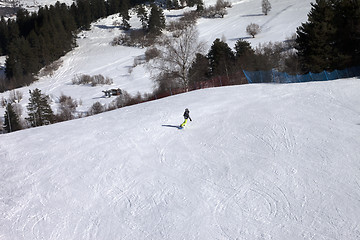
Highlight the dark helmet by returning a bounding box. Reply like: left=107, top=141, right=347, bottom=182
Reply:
left=185, top=108, right=189, bottom=112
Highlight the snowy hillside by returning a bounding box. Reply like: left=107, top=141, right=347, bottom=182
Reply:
left=1, top=78, right=360, bottom=239
left=4, top=1, right=360, bottom=239
left=0, top=0, right=314, bottom=115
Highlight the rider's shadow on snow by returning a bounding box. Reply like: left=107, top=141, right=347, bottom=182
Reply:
left=162, top=124, right=182, bottom=129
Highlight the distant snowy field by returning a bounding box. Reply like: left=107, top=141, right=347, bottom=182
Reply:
left=1, top=79, right=360, bottom=239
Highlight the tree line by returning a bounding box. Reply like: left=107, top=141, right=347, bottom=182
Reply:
left=190, top=0, right=360, bottom=89
left=146, top=0, right=360, bottom=96
left=0, top=0, right=207, bottom=92
left=2, top=0, right=360, bottom=133
left=0, top=0, right=149, bottom=91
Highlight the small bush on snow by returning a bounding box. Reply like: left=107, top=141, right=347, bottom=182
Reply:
left=72, top=74, right=113, bottom=86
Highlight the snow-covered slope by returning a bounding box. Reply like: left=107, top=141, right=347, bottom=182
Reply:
left=0, top=0, right=314, bottom=114
left=4, top=1, right=360, bottom=239
left=198, top=0, right=313, bottom=48
left=1, top=78, right=360, bottom=239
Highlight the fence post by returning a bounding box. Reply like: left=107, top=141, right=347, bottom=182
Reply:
left=243, top=70, right=252, bottom=83
left=309, top=72, right=313, bottom=81
left=324, top=70, right=329, bottom=81
left=335, top=70, right=340, bottom=79
left=260, top=71, right=263, bottom=83
left=219, top=76, right=222, bottom=86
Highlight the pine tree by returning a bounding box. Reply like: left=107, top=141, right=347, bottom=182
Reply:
left=207, top=38, right=235, bottom=76
left=75, top=0, right=92, bottom=30
left=5, top=37, right=37, bottom=83
left=7, top=18, right=20, bottom=40
left=332, top=0, right=360, bottom=68
left=90, top=0, right=106, bottom=20
left=295, top=0, right=358, bottom=72
left=136, top=4, right=148, bottom=30
left=120, top=9, right=131, bottom=30
left=234, top=39, right=253, bottom=58
left=188, top=53, right=210, bottom=87
left=165, top=0, right=173, bottom=10
left=148, top=4, right=165, bottom=35
left=234, top=39, right=254, bottom=69
left=26, top=88, right=54, bottom=127
left=3, top=103, right=21, bottom=133
left=0, top=17, right=9, bottom=55
left=106, top=0, right=120, bottom=15
left=195, top=0, right=204, bottom=12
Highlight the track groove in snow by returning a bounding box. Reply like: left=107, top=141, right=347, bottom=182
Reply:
left=1, top=80, right=360, bottom=239
left=1, top=0, right=360, bottom=238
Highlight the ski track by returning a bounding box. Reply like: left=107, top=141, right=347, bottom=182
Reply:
left=1, top=0, right=360, bottom=238
left=2, top=80, right=360, bottom=239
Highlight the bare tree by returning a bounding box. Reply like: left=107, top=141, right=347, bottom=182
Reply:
left=56, top=94, right=78, bottom=121
left=246, top=23, right=261, bottom=38
left=9, top=90, right=23, bottom=103
left=88, top=102, right=104, bottom=116
left=9, top=90, right=16, bottom=103
left=0, top=96, right=6, bottom=107
left=15, top=90, right=23, bottom=103
left=149, top=25, right=205, bottom=91
left=262, top=0, right=272, bottom=15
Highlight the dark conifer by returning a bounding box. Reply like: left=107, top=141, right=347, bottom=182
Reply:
left=3, top=103, right=22, bottom=133
left=234, top=39, right=254, bottom=70
left=333, top=0, right=360, bottom=68
left=26, top=89, right=54, bottom=127
left=136, top=4, right=148, bottom=30
left=296, top=0, right=360, bottom=72
left=234, top=39, right=253, bottom=58
left=188, top=53, right=210, bottom=87
left=90, top=0, right=106, bottom=20
left=107, top=0, right=121, bottom=15
left=148, top=4, right=166, bottom=35
left=119, top=0, right=131, bottom=30
left=0, top=17, right=9, bottom=55
left=75, top=0, right=92, bottom=30
left=207, top=38, right=235, bottom=76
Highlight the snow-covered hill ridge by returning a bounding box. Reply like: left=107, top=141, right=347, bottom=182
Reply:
left=0, top=0, right=314, bottom=116
left=1, top=78, right=360, bottom=239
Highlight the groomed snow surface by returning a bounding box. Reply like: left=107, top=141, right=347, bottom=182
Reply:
left=1, top=0, right=360, bottom=239
left=1, top=79, right=360, bottom=239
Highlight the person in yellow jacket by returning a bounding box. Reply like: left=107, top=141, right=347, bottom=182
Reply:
left=180, top=108, right=192, bottom=128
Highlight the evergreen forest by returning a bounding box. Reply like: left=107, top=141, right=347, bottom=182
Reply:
left=0, top=0, right=149, bottom=91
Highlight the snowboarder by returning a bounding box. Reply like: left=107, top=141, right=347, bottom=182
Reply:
left=180, top=108, right=192, bottom=128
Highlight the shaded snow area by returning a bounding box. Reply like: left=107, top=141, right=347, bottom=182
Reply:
left=1, top=79, right=360, bottom=239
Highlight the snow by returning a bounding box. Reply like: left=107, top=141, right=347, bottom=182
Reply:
left=1, top=79, right=360, bottom=239
left=197, top=0, right=313, bottom=49
left=0, top=0, right=314, bottom=113
left=2, top=0, right=360, bottom=239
